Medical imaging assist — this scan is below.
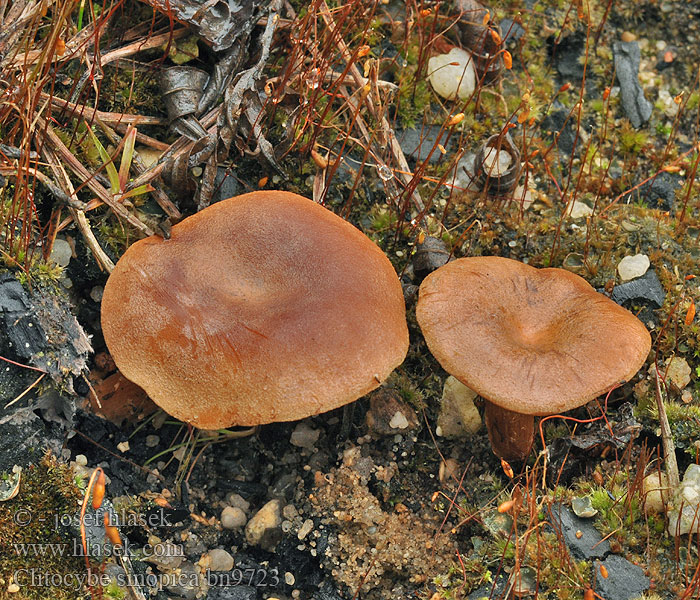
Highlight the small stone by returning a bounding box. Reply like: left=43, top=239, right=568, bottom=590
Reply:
left=412, top=236, right=450, bottom=281
left=436, top=376, right=481, bottom=438
left=221, top=506, right=247, bottom=530
left=163, top=561, right=201, bottom=599
left=482, top=509, right=513, bottom=536
left=510, top=567, right=536, bottom=596
left=668, top=464, right=700, bottom=535
left=482, top=147, right=512, bottom=176
left=685, top=464, right=700, bottom=484
left=642, top=472, right=669, bottom=513
left=75, top=454, right=88, bottom=466
left=245, top=499, right=283, bottom=550
left=50, top=238, right=73, bottom=267
left=617, top=254, right=650, bottom=281
left=90, top=286, right=104, bottom=303
left=549, top=503, right=610, bottom=560
left=427, top=48, right=477, bottom=101
left=282, top=504, right=298, bottom=520
left=571, top=496, right=598, bottom=518
left=366, top=388, right=419, bottom=436
left=389, top=411, right=410, bottom=429
left=136, top=146, right=162, bottom=169
left=145, top=435, right=160, bottom=448
left=439, top=458, right=460, bottom=483
left=613, top=41, right=652, bottom=128
left=143, top=541, right=184, bottom=569
left=206, top=548, right=234, bottom=572
left=682, top=484, right=699, bottom=505
left=290, top=422, right=320, bottom=449
left=7, top=583, right=20, bottom=593
left=297, top=518, right=314, bottom=540
left=621, top=31, right=636, bottom=42
left=611, top=270, right=666, bottom=308
left=513, top=185, right=535, bottom=210
left=658, top=88, right=680, bottom=118
left=116, top=441, right=129, bottom=453
left=285, top=572, right=295, bottom=586
left=665, top=356, right=692, bottom=390
left=595, top=555, right=650, bottom=600
left=225, top=493, right=250, bottom=513
left=567, top=200, right=593, bottom=219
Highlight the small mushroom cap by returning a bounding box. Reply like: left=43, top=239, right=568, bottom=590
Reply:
left=101, top=191, right=408, bottom=429
left=416, top=256, right=651, bottom=415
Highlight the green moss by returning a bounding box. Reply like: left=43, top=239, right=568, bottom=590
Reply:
left=619, top=123, right=649, bottom=154
left=396, top=78, right=432, bottom=129
left=0, top=453, right=86, bottom=600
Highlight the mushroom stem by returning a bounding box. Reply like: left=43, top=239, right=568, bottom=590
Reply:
left=483, top=400, right=535, bottom=462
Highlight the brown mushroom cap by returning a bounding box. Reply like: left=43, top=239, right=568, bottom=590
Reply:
left=416, top=256, right=651, bottom=416
left=101, top=191, right=408, bottom=429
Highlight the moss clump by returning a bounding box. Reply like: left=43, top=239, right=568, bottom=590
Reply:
left=0, top=452, right=87, bottom=600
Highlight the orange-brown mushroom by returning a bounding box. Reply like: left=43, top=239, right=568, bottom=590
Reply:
left=101, top=191, right=408, bottom=430
left=416, top=256, right=651, bottom=461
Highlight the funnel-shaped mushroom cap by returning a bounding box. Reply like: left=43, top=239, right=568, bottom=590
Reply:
left=101, top=191, right=408, bottom=429
left=417, top=256, right=651, bottom=415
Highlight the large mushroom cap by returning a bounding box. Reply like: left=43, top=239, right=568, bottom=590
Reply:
left=416, top=256, right=651, bottom=416
left=101, top=191, right=408, bottom=429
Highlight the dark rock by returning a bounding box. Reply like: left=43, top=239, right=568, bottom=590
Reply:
left=366, top=388, right=419, bottom=436
left=595, top=555, right=650, bottom=600
left=541, top=107, right=579, bottom=157
left=212, top=166, right=241, bottom=205
left=0, top=416, right=64, bottom=472
left=412, top=236, right=450, bottom=280
left=611, top=270, right=666, bottom=308
left=500, top=18, right=526, bottom=43
left=550, top=31, right=585, bottom=81
left=270, top=472, right=297, bottom=500
left=467, top=574, right=509, bottom=600
left=67, top=230, right=115, bottom=291
left=613, top=41, right=652, bottom=128
left=313, top=580, right=345, bottom=600
left=164, top=561, right=201, bottom=599
left=269, top=537, right=323, bottom=590
left=396, top=126, right=452, bottom=164
left=623, top=171, right=682, bottom=211
left=402, top=283, right=419, bottom=306
left=548, top=503, right=610, bottom=560
left=207, top=584, right=257, bottom=600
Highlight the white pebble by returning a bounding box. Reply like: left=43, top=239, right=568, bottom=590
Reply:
left=617, top=254, right=650, bottom=281
left=50, top=238, right=73, bottom=267
left=225, top=493, right=250, bottom=513
left=221, top=506, right=247, bottom=530
left=389, top=411, right=410, bottom=430
left=206, top=548, right=234, bottom=571
left=297, top=518, right=314, bottom=540
left=567, top=200, right=593, bottom=219
left=290, top=422, right=320, bottom=448
left=482, top=147, right=512, bottom=176
left=75, top=454, right=88, bottom=466
left=427, top=48, right=477, bottom=101
left=145, top=435, right=160, bottom=448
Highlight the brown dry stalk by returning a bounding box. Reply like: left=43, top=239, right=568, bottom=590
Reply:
left=39, top=116, right=155, bottom=236
left=39, top=144, right=117, bottom=272
left=317, top=0, right=428, bottom=227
